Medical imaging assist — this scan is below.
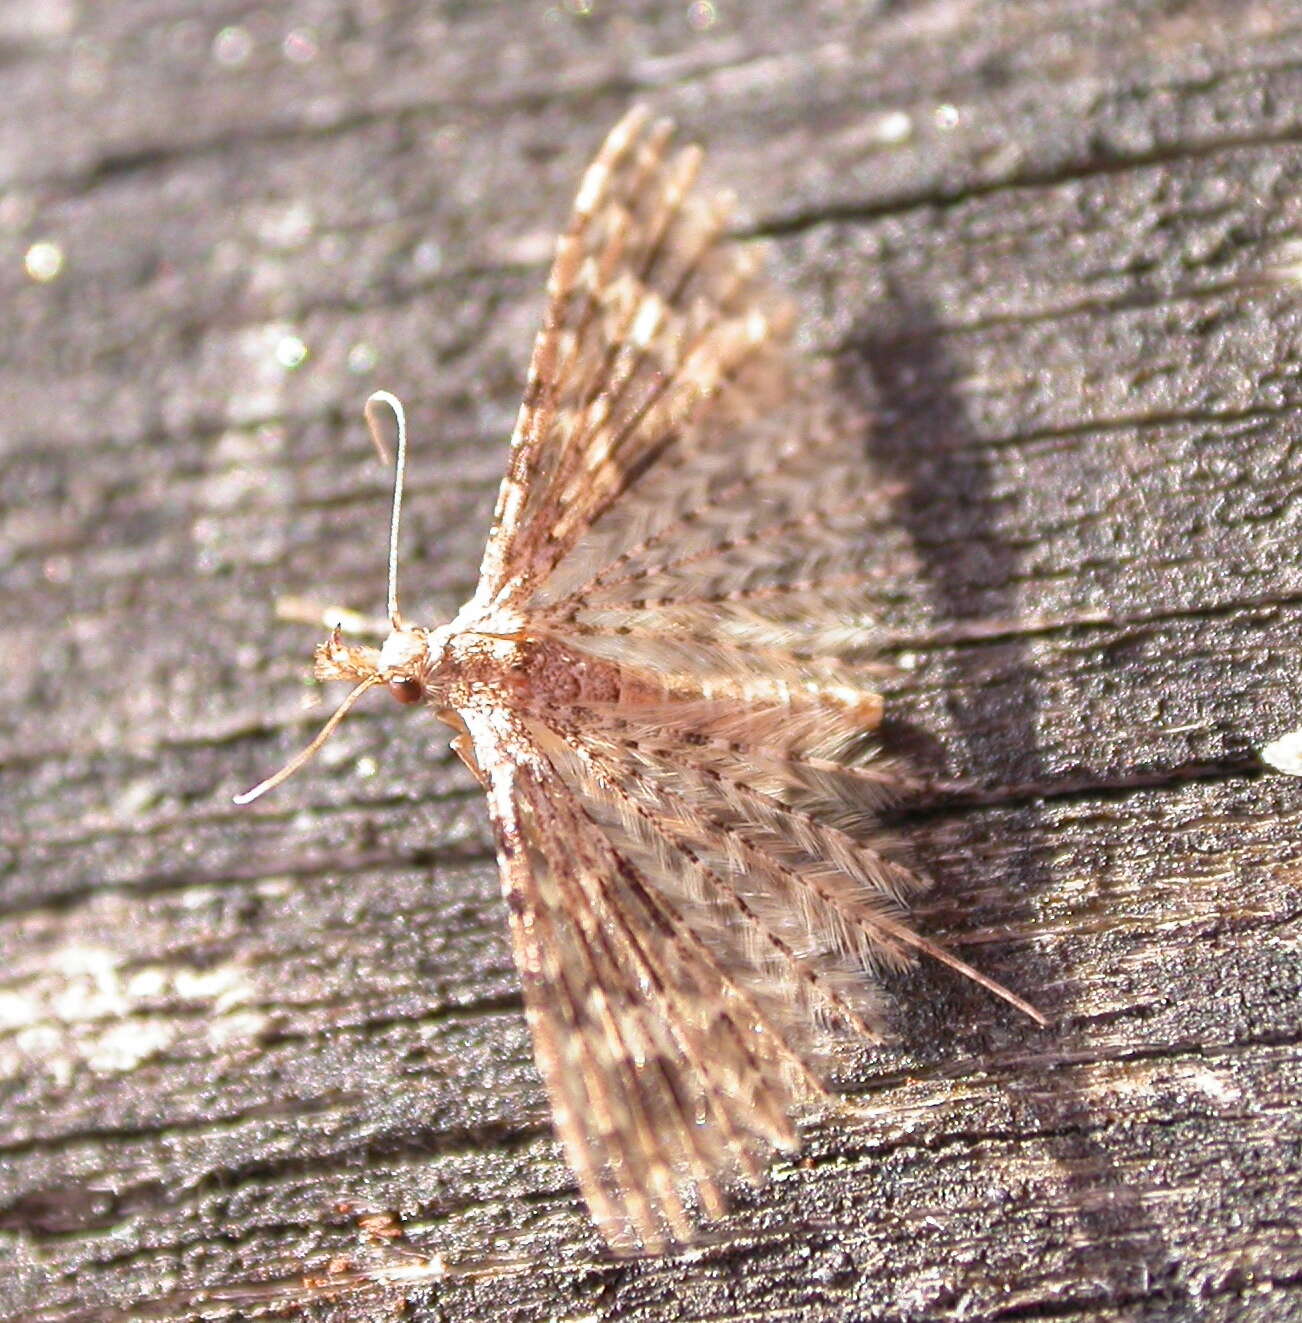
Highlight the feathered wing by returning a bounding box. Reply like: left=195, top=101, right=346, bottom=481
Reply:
left=476, top=105, right=798, bottom=610
left=460, top=109, right=1043, bottom=1251
left=464, top=685, right=1040, bottom=1253
left=466, top=708, right=848, bottom=1253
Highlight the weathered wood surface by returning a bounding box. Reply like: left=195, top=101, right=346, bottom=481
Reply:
left=3, top=2, right=1301, bottom=1320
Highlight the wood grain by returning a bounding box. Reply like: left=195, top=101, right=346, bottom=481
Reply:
left=2, top=2, right=1299, bottom=1319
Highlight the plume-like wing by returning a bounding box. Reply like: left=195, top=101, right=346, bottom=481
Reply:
left=476, top=106, right=796, bottom=609
left=465, top=708, right=852, bottom=1253
left=463, top=681, right=1038, bottom=1252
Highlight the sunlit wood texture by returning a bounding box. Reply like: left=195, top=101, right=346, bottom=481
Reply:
left=2, top=3, right=1300, bottom=1321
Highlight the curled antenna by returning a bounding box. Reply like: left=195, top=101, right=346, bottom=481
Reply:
left=364, top=390, right=408, bottom=628
left=233, top=676, right=382, bottom=805
left=234, top=392, right=411, bottom=808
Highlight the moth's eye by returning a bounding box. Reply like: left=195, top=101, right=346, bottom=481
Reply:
left=387, top=676, right=424, bottom=705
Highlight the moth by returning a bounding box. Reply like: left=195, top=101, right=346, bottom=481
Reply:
left=238, top=106, right=1045, bottom=1253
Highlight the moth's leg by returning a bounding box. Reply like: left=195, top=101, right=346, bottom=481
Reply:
left=275, top=595, right=389, bottom=637
left=451, top=734, right=488, bottom=786
left=439, top=709, right=489, bottom=786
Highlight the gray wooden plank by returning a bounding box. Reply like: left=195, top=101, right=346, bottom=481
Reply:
left=1, top=1, right=1299, bottom=1320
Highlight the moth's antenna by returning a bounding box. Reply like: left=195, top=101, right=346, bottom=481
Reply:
left=235, top=393, right=407, bottom=809
left=364, top=390, right=408, bottom=629
left=233, top=676, right=382, bottom=805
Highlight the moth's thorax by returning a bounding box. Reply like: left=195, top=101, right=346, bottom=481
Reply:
left=377, top=627, right=427, bottom=673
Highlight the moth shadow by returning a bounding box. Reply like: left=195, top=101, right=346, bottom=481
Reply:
left=839, top=286, right=1054, bottom=996
left=835, top=286, right=1175, bottom=1301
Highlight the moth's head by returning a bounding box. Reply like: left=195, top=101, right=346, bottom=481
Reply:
left=314, top=623, right=432, bottom=707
